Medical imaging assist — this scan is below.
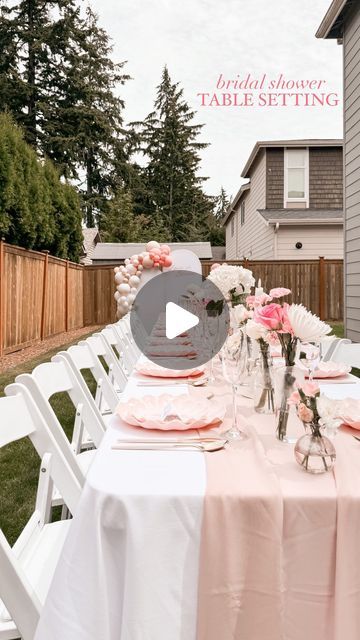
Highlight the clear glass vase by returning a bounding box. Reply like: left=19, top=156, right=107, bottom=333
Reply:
left=294, top=433, right=336, bottom=474
left=253, top=343, right=275, bottom=414
left=238, top=332, right=256, bottom=398
left=274, top=364, right=305, bottom=443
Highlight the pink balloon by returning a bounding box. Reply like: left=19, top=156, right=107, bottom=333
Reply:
left=210, top=263, right=221, bottom=271
left=160, top=244, right=171, bottom=255
left=163, top=256, right=172, bottom=267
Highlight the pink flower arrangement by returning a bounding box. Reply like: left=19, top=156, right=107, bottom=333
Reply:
left=297, top=403, right=314, bottom=424
left=246, top=293, right=272, bottom=308
left=253, top=303, right=293, bottom=333
left=289, top=382, right=322, bottom=431
left=269, top=287, right=291, bottom=299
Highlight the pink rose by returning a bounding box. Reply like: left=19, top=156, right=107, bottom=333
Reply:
left=301, top=381, right=320, bottom=397
left=254, top=303, right=288, bottom=331
left=269, top=287, right=292, bottom=299
left=246, top=294, right=272, bottom=309
left=297, top=403, right=314, bottom=423
left=265, top=331, right=280, bottom=346
left=288, top=391, right=301, bottom=405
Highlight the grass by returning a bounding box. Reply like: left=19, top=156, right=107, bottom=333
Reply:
left=0, top=332, right=97, bottom=545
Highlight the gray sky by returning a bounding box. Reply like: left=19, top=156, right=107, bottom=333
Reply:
left=91, top=0, right=343, bottom=199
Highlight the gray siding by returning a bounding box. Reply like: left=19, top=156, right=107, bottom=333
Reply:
left=226, top=151, right=274, bottom=260
left=344, top=4, right=360, bottom=342
left=309, top=147, right=343, bottom=209
left=266, top=148, right=284, bottom=209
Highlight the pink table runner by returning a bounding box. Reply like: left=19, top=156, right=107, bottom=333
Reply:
left=195, top=383, right=360, bottom=640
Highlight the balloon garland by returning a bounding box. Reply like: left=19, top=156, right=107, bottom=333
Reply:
left=114, top=241, right=173, bottom=318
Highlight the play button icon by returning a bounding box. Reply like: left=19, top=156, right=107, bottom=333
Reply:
left=130, top=269, right=230, bottom=370
left=165, top=302, right=199, bottom=340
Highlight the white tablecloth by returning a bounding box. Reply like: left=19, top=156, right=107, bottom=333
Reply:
left=34, top=370, right=360, bottom=640
left=34, top=378, right=208, bottom=640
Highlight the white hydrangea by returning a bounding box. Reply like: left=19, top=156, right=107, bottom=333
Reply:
left=207, top=264, right=255, bottom=298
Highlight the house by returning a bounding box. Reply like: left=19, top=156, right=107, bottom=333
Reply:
left=223, top=140, right=343, bottom=260
left=317, top=1, right=360, bottom=342
left=80, top=228, right=101, bottom=265
left=91, top=242, right=214, bottom=265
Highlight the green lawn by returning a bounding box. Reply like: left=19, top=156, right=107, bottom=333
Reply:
left=0, top=332, right=97, bottom=545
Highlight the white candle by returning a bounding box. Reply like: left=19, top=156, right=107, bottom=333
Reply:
left=255, top=278, right=264, bottom=296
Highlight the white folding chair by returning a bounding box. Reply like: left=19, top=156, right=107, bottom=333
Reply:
left=55, top=344, right=119, bottom=417
left=0, top=386, right=82, bottom=640
left=103, top=325, right=136, bottom=374
left=329, top=341, right=360, bottom=368
left=84, top=332, right=128, bottom=390
left=115, top=319, right=141, bottom=362
left=321, top=337, right=351, bottom=362
left=16, top=359, right=105, bottom=456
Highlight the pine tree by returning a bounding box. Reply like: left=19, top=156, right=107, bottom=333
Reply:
left=0, top=1, right=130, bottom=226
left=136, top=66, right=213, bottom=241
left=205, top=186, right=229, bottom=245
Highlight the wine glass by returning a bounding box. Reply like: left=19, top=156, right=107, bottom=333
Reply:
left=299, top=342, right=320, bottom=380
left=221, top=336, right=248, bottom=440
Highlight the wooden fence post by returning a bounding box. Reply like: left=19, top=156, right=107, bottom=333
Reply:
left=65, top=260, right=69, bottom=332
left=0, top=239, right=4, bottom=357
left=40, top=251, right=49, bottom=341
left=318, top=256, right=325, bottom=320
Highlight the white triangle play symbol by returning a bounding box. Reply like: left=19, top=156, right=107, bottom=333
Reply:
left=165, top=302, right=199, bottom=340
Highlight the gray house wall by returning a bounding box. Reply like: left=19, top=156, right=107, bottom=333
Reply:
left=266, top=146, right=343, bottom=210
left=344, top=4, right=360, bottom=341
left=309, top=147, right=343, bottom=209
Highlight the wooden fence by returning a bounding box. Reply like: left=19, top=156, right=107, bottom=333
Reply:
left=0, top=242, right=344, bottom=356
left=201, top=258, right=344, bottom=322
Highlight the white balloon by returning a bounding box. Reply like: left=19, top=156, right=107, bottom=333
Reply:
left=118, top=283, right=131, bottom=295
left=115, top=272, right=124, bottom=285
left=114, top=266, right=119, bottom=273
left=131, top=287, right=137, bottom=294
left=129, top=275, right=140, bottom=287
left=127, top=293, right=136, bottom=304
left=125, top=258, right=130, bottom=265
left=119, top=295, right=127, bottom=303
left=114, top=291, right=120, bottom=301
left=126, top=264, right=137, bottom=276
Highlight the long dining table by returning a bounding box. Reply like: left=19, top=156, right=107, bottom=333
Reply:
left=34, top=358, right=360, bottom=640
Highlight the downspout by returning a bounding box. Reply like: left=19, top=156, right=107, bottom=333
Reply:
left=274, top=222, right=279, bottom=259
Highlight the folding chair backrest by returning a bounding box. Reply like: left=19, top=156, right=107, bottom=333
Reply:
left=55, top=345, right=119, bottom=412
left=0, top=387, right=82, bottom=639
left=16, top=360, right=105, bottom=453
left=322, top=337, right=351, bottom=362
left=3, top=386, right=83, bottom=511
left=330, top=341, right=360, bottom=368
left=85, top=332, right=128, bottom=389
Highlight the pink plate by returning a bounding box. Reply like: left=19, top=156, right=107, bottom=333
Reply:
left=116, top=394, right=225, bottom=430
left=339, top=398, right=360, bottom=430
left=145, top=344, right=197, bottom=358
left=136, top=361, right=205, bottom=378
left=307, top=362, right=352, bottom=379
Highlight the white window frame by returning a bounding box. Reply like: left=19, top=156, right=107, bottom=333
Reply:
left=284, top=147, right=309, bottom=206
left=240, top=201, right=245, bottom=226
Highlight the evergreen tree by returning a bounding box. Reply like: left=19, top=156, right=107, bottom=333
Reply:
left=206, top=186, right=229, bottom=245
left=136, top=66, right=213, bottom=241
left=0, top=1, right=130, bottom=225
left=0, top=112, right=82, bottom=259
